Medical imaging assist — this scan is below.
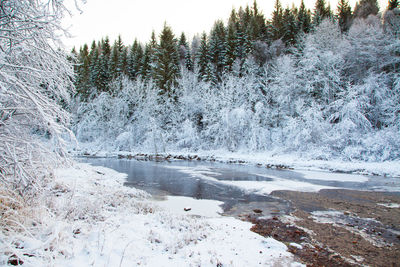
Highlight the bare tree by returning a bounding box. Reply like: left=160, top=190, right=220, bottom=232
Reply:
left=0, top=0, right=75, bottom=196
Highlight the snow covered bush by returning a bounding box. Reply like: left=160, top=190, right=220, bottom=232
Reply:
left=0, top=0, right=74, bottom=196
left=0, top=0, right=78, bottom=264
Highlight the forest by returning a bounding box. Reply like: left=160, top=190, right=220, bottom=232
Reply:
left=72, top=0, right=400, bottom=161
left=1, top=0, right=400, bottom=265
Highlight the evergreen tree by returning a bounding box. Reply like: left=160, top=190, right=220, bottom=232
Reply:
left=249, top=0, right=267, bottom=40
left=89, top=44, right=100, bottom=89
left=297, top=0, right=312, bottom=33
left=127, top=39, right=143, bottom=80
left=101, top=36, right=111, bottom=57
left=178, top=32, right=189, bottom=62
left=209, top=20, right=227, bottom=76
left=354, top=0, right=379, bottom=18
left=185, top=48, right=194, bottom=71
left=282, top=6, right=299, bottom=46
left=197, top=32, right=211, bottom=81
left=119, top=46, right=128, bottom=75
left=224, top=10, right=239, bottom=71
left=141, top=31, right=157, bottom=80
left=152, top=23, right=180, bottom=96
left=76, top=44, right=91, bottom=99
left=337, top=0, right=353, bottom=32
left=270, top=0, right=284, bottom=40
left=388, top=0, right=399, bottom=10
left=110, top=41, right=121, bottom=79
left=313, top=0, right=332, bottom=25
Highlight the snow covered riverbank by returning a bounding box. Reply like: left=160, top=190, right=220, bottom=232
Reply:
left=1, top=163, right=303, bottom=266
left=73, top=146, right=400, bottom=178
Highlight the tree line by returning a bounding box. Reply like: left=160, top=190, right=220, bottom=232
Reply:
left=72, top=0, right=398, bottom=100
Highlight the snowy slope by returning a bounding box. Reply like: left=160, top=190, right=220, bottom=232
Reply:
left=0, top=163, right=303, bottom=266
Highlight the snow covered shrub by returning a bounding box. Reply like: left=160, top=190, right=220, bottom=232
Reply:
left=0, top=0, right=77, bottom=264
left=0, top=0, right=74, bottom=194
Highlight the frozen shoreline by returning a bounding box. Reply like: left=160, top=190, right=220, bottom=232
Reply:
left=71, top=146, right=400, bottom=178
left=1, top=162, right=303, bottom=266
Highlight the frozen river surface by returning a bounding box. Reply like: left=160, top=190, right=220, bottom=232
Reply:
left=82, top=158, right=400, bottom=215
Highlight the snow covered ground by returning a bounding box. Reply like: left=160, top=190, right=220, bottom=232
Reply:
left=0, top=163, right=304, bottom=266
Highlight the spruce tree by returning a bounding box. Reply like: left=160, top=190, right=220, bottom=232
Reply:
left=313, top=0, right=332, bottom=25
left=282, top=6, right=299, bottom=46
left=354, top=0, right=379, bottom=18
left=152, top=23, right=180, bottom=96
left=388, top=0, right=399, bottom=10
left=197, top=32, right=211, bottom=81
left=110, top=41, right=121, bottom=79
left=89, top=44, right=99, bottom=89
left=225, top=10, right=239, bottom=71
left=249, top=0, right=267, bottom=40
left=337, top=0, right=353, bottom=32
left=76, top=44, right=91, bottom=99
left=127, top=39, right=142, bottom=79
left=119, top=46, right=128, bottom=76
left=140, top=32, right=157, bottom=80
left=270, top=0, right=284, bottom=40
left=178, top=32, right=189, bottom=62
left=297, top=0, right=312, bottom=33
left=209, top=20, right=227, bottom=76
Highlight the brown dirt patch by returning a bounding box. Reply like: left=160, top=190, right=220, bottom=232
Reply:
left=247, top=189, right=400, bottom=266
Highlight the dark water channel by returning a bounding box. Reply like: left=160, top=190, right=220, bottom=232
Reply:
left=80, top=158, right=400, bottom=215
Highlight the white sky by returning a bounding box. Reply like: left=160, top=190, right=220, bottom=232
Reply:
left=62, top=0, right=388, bottom=50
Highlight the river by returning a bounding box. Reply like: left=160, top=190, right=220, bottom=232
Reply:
left=80, top=157, right=400, bottom=217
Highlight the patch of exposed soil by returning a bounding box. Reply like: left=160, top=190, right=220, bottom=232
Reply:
left=246, top=189, right=400, bottom=266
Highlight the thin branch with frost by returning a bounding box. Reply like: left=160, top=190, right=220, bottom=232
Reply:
left=0, top=3, right=77, bottom=263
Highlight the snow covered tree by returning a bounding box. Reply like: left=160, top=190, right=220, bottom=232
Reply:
left=388, top=0, right=399, bottom=10
left=196, top=33, right=212, bottom=81
left=270, top=0, right=284, bottom=40
left=0, top=0, right=75, bottom=198
left=141, top=31, right=157, bottom=80
left=127, top=39, right=143, bottom=80
left=282, top=6, right=299, bottom=45
left=208, top=20, right=227, bottom=76
left=76, top=44, right=91, bottom=99
left=337, top=0, right=353, bottom=32
left=383, top=6, right=400, bottom=37
left=152, top=23, right=180, bottom=97
left=313, top=0, right=333, bottom=25
left=354, top=0, right=379, bottom=18
left=297, top=0, right=312, bottom=33
left=249, top=1, right=267, bottom=40
left=224, top=16, right=238, bottom=71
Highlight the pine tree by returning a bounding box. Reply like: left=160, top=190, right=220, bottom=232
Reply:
left=127, top=39, right=143, bottom=80
left=101, top=36, right=111, bottom=57
left=209, top=20, right=227, bottom=76
left=354, top=0, right=379, bottom=18
left=270, top=0, right=284, bottom=40
left=152, top=23, right=180, bottom=96
left=89, top=43, right=100, bottom=89
left=110, top=41, right=121, bottom=79
left=249, top=0, right=267, bottom=40
left=313, top=0, right=332, bottom=25
left=224, top=10, right=239, bottom=71
left=178, top=32, right=188, bottom=61
left=388, top=0, right=399, bottom=10
left=119, top=46, right=128, bottom=75
left=282, top=6, right=299, bottom=46
left=337, top=0, right=353, bottom=32
left=141, top=32, right=157, bottom=80
left=297, top=0, right=312, bottom=33
left=196, top=32, right=211, bottom=80
left=76, top=44, right=91, bottom=99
